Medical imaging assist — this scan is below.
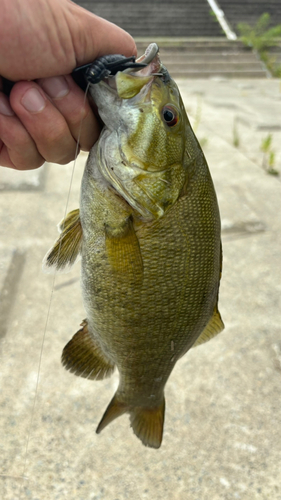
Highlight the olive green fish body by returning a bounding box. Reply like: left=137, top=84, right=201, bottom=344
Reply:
left=44, top=44, right=224, bottom=448
left=80, top=148, right=221, bottom=410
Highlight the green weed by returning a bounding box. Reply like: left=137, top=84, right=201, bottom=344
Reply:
left=260, top=134, right=279, bottom=176
left=237, top=13, right=281, bottom=77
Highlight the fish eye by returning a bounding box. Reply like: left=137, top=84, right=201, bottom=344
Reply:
left=162, top=105, right=178, bottom=127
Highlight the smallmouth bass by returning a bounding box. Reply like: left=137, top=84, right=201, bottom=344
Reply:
left=44, top=43, right=224, bottom=449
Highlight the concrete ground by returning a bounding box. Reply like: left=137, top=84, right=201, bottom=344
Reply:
left=0, top=78, right=280, bottom=500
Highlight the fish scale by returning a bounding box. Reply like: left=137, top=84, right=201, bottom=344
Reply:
left=44, top=43, right=224, bottom=448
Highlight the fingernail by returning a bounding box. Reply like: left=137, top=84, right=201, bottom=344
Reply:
left=39, top=76, right=70, bottom=99
left=21, top=88, right=46, bottom=113
left=0, top=94, right=14, bottom=116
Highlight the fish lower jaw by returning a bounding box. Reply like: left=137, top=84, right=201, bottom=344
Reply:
left=102, top=77, right=117, bottom=93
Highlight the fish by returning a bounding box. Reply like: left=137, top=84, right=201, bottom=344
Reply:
left=44, top=43, right=224, bottom=449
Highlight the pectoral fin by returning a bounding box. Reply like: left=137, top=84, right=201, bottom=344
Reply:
left=105, top=216, right=143, bottom=285
left=192, top=307, right=224, bottom=348
left=43, top=209, right=82, bottom=273
left=61, top=319, right=115, bottom=380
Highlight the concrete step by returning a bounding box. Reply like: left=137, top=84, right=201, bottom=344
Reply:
left=136, top=40, right=269, bottom=78
left=170, top=69, right=267, bottom=78
left=75, top=0, right=223, bottom=37
left=159, top=51, right=259, bottom=59
left=136, top=40, right=246, bottom=50
left=167, top=62, right=265, bottom=71
left=157, top=54, right=262, bottom=63
left=218, top=0, right=281, bottom=31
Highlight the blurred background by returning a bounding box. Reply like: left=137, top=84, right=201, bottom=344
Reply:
left=1, top=1, right=281, bottom=499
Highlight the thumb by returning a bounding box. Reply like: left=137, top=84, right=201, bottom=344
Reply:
left=66, top=2, right=137, bottom=66
left=0, top=0, right=137, bottom=81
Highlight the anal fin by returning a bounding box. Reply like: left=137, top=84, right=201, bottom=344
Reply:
left=193, top=307, right=224, bottom=348
left=61, top=319, right=115, bottom=380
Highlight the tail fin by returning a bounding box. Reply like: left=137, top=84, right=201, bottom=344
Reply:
left=96, top=394, right=127, bottom=434
left=96, top=392, right=165, bottom=449
left=130, top=398, right=165, bottom=449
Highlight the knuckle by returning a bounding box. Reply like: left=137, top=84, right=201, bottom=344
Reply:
left=45, top=120, right=68, bottom=145
left=31, top=156, right=45, bottom=169
left=66, top=102, right=92, bottom=127
left=56, top=152, right=76, bottom=165
left=10, top=150, right=44, bottom=170
left=45, top=143, right=77, bottom=165
left=16, top=132, right=33, bottom=152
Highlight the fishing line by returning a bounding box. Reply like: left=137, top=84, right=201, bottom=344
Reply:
left=20, top=83, right=91, bottom=495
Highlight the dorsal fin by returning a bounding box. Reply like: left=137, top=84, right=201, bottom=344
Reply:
left=192, top=307, right=224, bottom=348
left=43, top=208, right=82, bottom=273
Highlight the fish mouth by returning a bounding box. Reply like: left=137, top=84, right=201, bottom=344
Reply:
left=105, top=43, right=164, bottom=94
left=134, top=43, right=162, bottom=76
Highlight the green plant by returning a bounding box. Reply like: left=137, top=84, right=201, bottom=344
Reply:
left=268, top=151, right=279, bottom=176
left=260, top=134, right=279, bottom=176
left=237, top=13, right=281, bottom=77
left=238, top=13, right=281, bottom=51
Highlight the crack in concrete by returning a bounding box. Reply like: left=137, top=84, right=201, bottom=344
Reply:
left=272, top=343, right=281, bottom=372
left=0, top=250, right=26, bottom=341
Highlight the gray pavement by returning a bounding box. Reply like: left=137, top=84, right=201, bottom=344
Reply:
left=0, top=79, right=281, bottom=500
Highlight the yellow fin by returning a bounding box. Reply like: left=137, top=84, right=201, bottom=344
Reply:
left=105, top=216, right=143, bottom=285
left=193, top=307, right=224, bottom=348
left=130, top=398, right=165, bottom=449
left=43, top=209, right=82, bottom=273
left=61, top=320, right=115, bottom=380
left=96, top=393, right=128, bottom=434
left=96, top=392, right=165, bottom=449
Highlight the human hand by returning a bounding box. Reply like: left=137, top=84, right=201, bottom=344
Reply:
left=0, top=0, right=136, bottom=169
